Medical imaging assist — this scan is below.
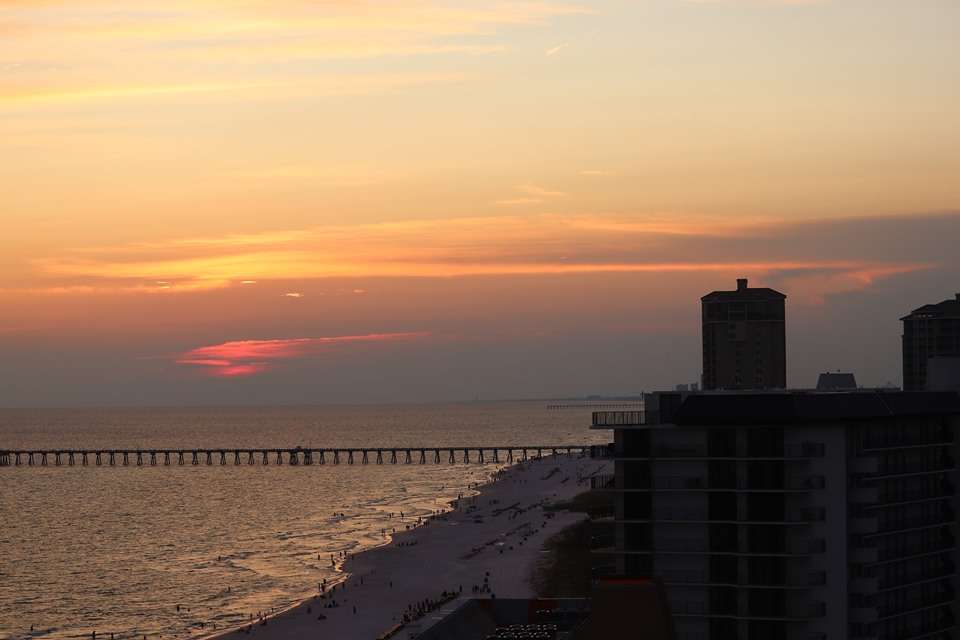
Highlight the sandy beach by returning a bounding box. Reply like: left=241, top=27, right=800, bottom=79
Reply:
left=215, top=453, right=608, bottom=640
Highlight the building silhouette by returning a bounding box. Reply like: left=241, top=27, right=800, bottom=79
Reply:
left=701, top=279, right=786, bottom=390
left=902, top=293, right=960, bottom=390
left=591, top=390, right=960, bottom=640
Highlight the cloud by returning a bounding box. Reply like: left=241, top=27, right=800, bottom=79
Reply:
left=683, top=0, right=825, bottom=5
left=495, top=183, right=566, bottom=205
left=20, top=212, right=950, bottom=304
left=0, top=73, right=465, bottom=107
left=0, top=1, right=591, bottom=108
left=546, top=43, right=568, bottom=56
left=495, top=197, right=543, bottom=206
left=518, top=184, right=566, bottom=198
left=282, top=292, right=303, bottom=298
left=176, top=332, right=429, bottom=377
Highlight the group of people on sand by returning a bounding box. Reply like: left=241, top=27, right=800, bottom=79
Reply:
left=399, top=589, right=460, bottom=625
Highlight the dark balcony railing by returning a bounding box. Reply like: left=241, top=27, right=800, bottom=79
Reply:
left=650, top=475, right=825, bottom=491
left=877, top=590, right=955, bottom=620
left=660, top=569, right=826, bottom=587
left=622, top=537, right=826, bottom=555
left=671, top=600, right=826, bottom=620
left=886, top=621, right=957, bottom=640
left=866, top=537, right=958, bottom=563
left=877, top=566, right=956, bottom=592
left=866, top=513, right=957, bottom=538
left=616, top=442, right=825, bottom=459
left=860, top=429, right=952, bottom=451
left=858, top=460, right=956, bottom=483
left=593, top=411, right=645, bottom=427
left=590, top=474, right=615, bottom=490
left=643, top=506, right=825, bottom=523
left=872, top=482, right=956, bottom=507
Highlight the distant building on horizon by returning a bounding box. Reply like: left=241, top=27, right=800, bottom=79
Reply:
left=701, top=278, right=786, bottom=391
left=901, top=292, right=960, bottom=390
left=816, top=371, right=858, bottom=391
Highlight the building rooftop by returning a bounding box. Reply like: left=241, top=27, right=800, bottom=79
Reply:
left=816, top=372, right=857, bottom=391
left=700, top=278, right=786, bottom=302
left=901, top=293, right=960, bottom=320
left=672, top=390, right=960, bottom=426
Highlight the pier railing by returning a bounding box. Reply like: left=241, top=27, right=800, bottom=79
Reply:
left=0, top=445, right=601, bottom=468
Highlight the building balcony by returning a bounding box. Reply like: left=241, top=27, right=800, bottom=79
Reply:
left=885, top=622, right=957, bottom=640
left=592, top=411, right=646, bottom=427
left=877, top=568, right=956, bottom=593
left=591, top=537, right=826, bottom=556
left=857, top=462, right=956, bottom=484
left=660, top=569, right=826, bottom=588
left=859, top=539, right=958, bottom=567
left=862, top=514, right=956, bottom=540
left=860, top=439, right=953, bottom=453
left=611, top=442, right=825, bottom=460
left=670, top=600, right=826, bottom=621
left=593, top=506, right=825, bottom=524
left=856, top=483, right=956, bottom=510
left=595, top=474, right=826, bottom=492
left=876, top=591, right=955, bottom=622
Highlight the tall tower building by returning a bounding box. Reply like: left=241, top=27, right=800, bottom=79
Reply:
left=702, top=278, right=786, bottom=390
left=901, top=293, right=960, bottom=391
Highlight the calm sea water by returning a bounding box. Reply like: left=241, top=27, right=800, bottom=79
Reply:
left=0, top=402, right=604, bottom=640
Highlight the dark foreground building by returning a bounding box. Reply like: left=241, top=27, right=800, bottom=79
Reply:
left=701, top=279, right=787, bottom=391
left=592, top=390, right=960, bottom=640
left=902, top=293, right=960, bottom=391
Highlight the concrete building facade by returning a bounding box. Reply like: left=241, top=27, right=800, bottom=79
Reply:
left=592, top=390, right=960, bottom=640
left=902, top=294, right=960, bottom=391
left=702, top=279, right=786, bottom=391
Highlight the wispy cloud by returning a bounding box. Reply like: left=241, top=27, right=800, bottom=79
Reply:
left=176, top=332, right=429, bottom=377
left=518, top=184, right=566, bottom=198
left=0, top=1, right=590, bottom=108
left=495, top=183, right=566, bottom=205
left=546, top=43, right=568, bottom=56
left=495, top=197, right=544, bottom=206
left=21, top=213, right=943, bottom=301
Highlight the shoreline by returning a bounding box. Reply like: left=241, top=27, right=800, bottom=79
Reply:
left=210, top=453, right=607, bottom=640
left=197, top=468, right=500, bottom=640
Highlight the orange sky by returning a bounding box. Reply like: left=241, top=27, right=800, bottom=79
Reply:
left=1, top=0, right=958, bottom=404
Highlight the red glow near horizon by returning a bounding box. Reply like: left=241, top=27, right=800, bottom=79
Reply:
left=176, top=333, right=429, bottom=377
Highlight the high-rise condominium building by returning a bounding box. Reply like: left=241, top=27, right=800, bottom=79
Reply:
left=902, top=294, right=960, bottom=391
left=591, top=390, right=960, bottom=640
left=702, top=279, right=786, bottom=391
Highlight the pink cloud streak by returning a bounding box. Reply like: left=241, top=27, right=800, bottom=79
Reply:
left=176, top=332, right=428, bottom=377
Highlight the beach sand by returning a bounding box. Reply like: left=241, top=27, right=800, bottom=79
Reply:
left=216, top=453, right=608, bottom=640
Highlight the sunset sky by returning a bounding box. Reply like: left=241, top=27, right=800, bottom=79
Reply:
left=2, top=0, right=958, bottom=406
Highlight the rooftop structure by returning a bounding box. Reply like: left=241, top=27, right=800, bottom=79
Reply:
left=816, top=372, right=858, bottom=391
left=701, top=279, right=786, bottom=391
left=901, top=293, right=960, bottom=391
left=591, top=390, right=960, bottom=640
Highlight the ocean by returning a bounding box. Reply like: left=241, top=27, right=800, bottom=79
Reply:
left=0, top=402, right=605, bottom=640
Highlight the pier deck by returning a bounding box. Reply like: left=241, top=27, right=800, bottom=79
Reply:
left=0, top=445, right=600, bottom=467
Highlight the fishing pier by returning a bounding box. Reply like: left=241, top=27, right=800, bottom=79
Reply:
left=0, top=445, right=598, bottom=468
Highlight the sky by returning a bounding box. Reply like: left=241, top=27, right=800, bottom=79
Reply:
left=1, top=0, right=958, bottom=406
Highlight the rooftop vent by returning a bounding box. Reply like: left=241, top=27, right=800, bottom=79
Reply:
left=737, top=278, right=748, bottom=291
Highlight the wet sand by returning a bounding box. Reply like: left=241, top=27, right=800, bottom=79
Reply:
left=215, top=453, right=607, bottom=640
